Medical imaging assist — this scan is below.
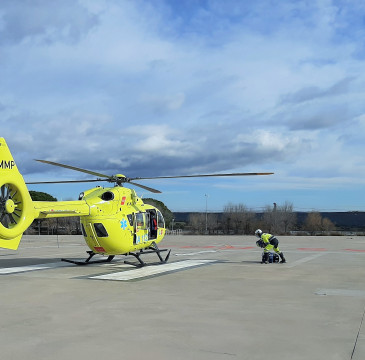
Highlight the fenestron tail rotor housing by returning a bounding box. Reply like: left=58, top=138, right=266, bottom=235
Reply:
left=0, top=184, right=22, bottom=228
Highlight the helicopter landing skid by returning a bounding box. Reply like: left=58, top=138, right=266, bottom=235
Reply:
left=61, top=251, right=115, bottom=266
left=124, top=243, right=171, bottom=267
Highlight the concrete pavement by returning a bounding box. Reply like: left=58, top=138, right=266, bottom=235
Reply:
left=0, top=234, right=364, bottom=360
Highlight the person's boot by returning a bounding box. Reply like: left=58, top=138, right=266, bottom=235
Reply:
left=261, top=252, right=269, bottom=264
left=279, top=252, right=286, bottom=263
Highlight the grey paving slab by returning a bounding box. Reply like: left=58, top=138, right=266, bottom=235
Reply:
left=0, top=235, right=364, bottom=359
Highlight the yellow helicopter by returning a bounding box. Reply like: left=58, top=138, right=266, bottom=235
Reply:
left=0, top=137, right=273, bottom=266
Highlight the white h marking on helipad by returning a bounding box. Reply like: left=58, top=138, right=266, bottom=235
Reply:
left=90, top=259, right=216, bottom=281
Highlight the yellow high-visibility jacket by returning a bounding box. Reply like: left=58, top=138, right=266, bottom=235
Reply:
left=261, top=233, right=273, bottom=244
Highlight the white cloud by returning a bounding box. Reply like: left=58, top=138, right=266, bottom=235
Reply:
left=0, top=0, right=98, bottom=45
left=1, top=0, right=365, bottom=210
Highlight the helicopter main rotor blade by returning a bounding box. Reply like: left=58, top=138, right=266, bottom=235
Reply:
left=32, top=159, right=273, bottom=193
left=26, top=179, right=106, bottom=185
left=128, top=181, right=161, bottom=194
left=131, top=172, right=274, bottom=180
left=35, top=160, right=111, bottom=179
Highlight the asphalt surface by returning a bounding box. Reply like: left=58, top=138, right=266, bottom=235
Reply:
left=0, top=234, right=364, bottom=360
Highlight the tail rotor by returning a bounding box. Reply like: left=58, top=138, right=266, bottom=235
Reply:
left=0, top=183, right=24, bottom=229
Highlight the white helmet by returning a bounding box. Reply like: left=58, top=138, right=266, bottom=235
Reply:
left=255, top=229, right=262, bottom=238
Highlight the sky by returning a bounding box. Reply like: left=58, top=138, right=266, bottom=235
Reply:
left=1, top=0, right=365, bottom=213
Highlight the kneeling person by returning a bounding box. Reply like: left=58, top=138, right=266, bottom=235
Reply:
left=255, top=229, right=286, bottom=264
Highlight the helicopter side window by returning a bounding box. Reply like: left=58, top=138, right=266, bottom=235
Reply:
left=157, top=210, right=165, bottom=228
left=135, top=213, right=147, bottom=230
left=94, top=223, right=108, bottom=237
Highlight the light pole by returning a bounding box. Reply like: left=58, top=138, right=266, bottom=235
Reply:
left=205, top=194, right=208, bottom=234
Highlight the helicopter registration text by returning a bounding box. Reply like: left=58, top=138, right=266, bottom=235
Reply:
left=0, top=160, right=15, bottom=169
left=136, top=233, right=149, bottom=244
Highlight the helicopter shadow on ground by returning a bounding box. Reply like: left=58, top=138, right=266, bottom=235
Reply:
left=0, top=256, right=262, bottom=269
left=0, top=257, right=67, bottom=268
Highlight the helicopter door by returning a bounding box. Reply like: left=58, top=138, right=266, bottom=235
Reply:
left=133, top=212, right=148, bottom=245
left=148, top=210, right=158, bottom=240
left=157, top=210, right=165, bottom=229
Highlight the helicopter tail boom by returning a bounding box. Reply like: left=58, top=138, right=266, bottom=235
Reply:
left=33, top=200, right=90, bottom=219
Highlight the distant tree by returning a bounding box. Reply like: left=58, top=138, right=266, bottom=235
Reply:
left=262, top=201, right=296, bottom=234
left=188, top=213, right=206, bottom=234
left=262, top=204, right=277, bottom=233
left=42, top=218, right=58, bottom=235
left=304, top=212, right=323, bottom=235
left=207, top=213, right=219, bottom=234
left=322, top=217, right=336, bottom=234
left=222, top=203, right=233, bottom=234
left=29, top=191, right=57, bottom=202
left=187, top=212, right=219, bottom=234
left=223, top=203, right=255, bottom=234
left=277, top=201, right=297, bottom=234
left=143, top=198, right=174, bottom=227
left=57, top=217, right=82, bottom=235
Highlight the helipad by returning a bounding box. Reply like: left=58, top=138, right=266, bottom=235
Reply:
left=0, top=234, right=364, bottom=360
